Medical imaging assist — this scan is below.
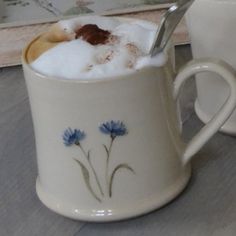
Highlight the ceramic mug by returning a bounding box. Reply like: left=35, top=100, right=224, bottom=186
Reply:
left=186, top=0, right=236, bottom=135
left=22, top=17, right=236, bottom=222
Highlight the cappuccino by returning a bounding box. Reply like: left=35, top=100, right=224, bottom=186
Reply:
left=27, top=16, right=166, bottom=79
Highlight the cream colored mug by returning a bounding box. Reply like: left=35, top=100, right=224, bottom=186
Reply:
left=22, top=17, right=236, bottom=222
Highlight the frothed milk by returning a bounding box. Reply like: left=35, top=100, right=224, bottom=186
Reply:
left=27, top=16, right=166, bottom=79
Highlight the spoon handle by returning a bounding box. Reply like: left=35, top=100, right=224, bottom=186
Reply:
left=150, top=0, right=194, bottom=56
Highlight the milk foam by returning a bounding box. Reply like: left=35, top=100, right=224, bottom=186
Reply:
left=30, top=16, right=167, bottom=79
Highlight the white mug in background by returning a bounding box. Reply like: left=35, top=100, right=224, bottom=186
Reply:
left=22, top=17, right=236, bottom=222
left=186, top=0, right=236, bottom=135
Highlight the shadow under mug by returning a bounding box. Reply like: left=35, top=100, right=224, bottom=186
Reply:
left=22, top=17, right=236, bottom=222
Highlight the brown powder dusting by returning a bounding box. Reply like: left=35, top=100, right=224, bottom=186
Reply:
left=83, top=64, right=93, bottom=72
left=96, top=50, right=114, bottom=64
left=107, top=35, right=120, bottom=44
left=125, top=43, right=140, bottom=56
left=75, top=24, right=111, bottom=45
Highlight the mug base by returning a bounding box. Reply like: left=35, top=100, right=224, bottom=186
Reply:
left=195, top=100, right=236, bottom=136
left=35, top=165, right=191, bottom=222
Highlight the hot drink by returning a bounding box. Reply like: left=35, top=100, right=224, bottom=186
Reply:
left=26, top=16, right=166, bottom=79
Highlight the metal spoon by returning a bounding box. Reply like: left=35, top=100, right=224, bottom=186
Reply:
left=150, top=0, right=194, bottom=56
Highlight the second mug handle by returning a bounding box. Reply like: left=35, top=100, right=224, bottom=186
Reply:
left=173, top=58, right=236, bottom=165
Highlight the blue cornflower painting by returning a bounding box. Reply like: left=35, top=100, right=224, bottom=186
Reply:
left=63, top=128, right=85, bottom=146
left=62, top=120, right=135, bottom=202
left=99, top=120, right=127, bottom=138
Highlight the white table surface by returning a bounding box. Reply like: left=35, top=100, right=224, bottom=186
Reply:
left=1, top=45, right=236, bottom=236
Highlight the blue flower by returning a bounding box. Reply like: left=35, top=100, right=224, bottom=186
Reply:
left=63, top=128, right=85, bottom=146
left=99, top=120, right=127, bottom=138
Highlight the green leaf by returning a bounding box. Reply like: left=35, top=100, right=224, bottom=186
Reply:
left=73, top=159, right=101, bottom=203
left=109, top=164, right=135, bottom=197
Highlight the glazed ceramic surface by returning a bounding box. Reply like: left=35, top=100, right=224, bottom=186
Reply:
left=22, top=17, right=236, bottom=222
left=186, top=0, right=236, bottom=135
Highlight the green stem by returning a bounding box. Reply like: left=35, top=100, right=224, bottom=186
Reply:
left=109, top=164, right=135, bottom=197
left=79, top=144, right=104, bottom=197
left=105, top=137, right=115, bottom=197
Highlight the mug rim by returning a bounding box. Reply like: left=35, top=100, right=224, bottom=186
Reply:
left=22, top=16, right=166, bottom=84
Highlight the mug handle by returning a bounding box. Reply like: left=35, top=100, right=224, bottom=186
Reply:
left=173, top=58, right=236, bottom=165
